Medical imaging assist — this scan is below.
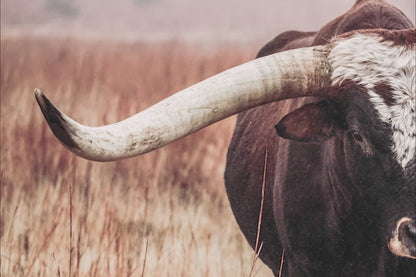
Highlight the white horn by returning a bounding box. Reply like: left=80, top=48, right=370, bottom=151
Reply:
left=35, top=46, right=331, bottom=161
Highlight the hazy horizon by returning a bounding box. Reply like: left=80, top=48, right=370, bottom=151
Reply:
left=2, top=0, right=415, bottom=44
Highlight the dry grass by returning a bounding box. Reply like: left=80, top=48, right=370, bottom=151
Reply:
left=0, top=37, right=273, bottom=276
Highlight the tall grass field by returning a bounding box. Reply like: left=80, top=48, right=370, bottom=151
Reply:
left=0, top=37, right=273, bottom=276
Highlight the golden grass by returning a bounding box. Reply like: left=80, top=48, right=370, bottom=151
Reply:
left=0, top=37, right=273, bottom=276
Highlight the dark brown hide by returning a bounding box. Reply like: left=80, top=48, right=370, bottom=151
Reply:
left=225, top=0, right=415, bottom=275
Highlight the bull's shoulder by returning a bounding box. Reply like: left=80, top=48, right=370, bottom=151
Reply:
left=257, top=30, right=316, bottom=58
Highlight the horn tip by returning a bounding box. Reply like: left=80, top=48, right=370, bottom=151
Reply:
left=34, top=88, right=79, bottom=151
left=34, top=87, right=43, bottom=97
left=34, top=88, right=62, bottom=120
left=34, top=88, right=50, bottom=113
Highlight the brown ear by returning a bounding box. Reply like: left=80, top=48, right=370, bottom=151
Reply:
left=275, top=101, right=342, bottom=142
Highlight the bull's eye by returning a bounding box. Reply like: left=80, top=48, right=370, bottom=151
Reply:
left=352, top=131, right=363, bottom=142
left=349, top=130, right=374, bottom=157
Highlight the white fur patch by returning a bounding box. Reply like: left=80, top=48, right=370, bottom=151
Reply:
left=329, top=33, right=416, bottom=169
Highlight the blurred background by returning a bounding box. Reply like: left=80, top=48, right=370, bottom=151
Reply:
left=1, top=1, right=415, bottom=277
left=2, top=0, right=414, bottom=44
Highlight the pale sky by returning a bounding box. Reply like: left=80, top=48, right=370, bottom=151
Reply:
left=2, top=0, right=415, bottom=43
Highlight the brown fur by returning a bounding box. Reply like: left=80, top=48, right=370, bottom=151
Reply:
left=225, top=0, right=414, bottom=275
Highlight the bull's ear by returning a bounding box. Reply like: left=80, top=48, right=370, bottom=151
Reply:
left=275, top=101, right=343, bottom=142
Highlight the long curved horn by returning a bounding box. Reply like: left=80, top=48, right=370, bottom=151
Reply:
left=35, top=45, right=331, bottom=161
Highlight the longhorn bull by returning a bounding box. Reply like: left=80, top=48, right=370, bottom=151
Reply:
left=35, top=0, right=415, bottom=275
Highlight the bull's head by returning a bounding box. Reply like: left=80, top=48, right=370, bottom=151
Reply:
left=35, top=29, right=415, bottom=259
